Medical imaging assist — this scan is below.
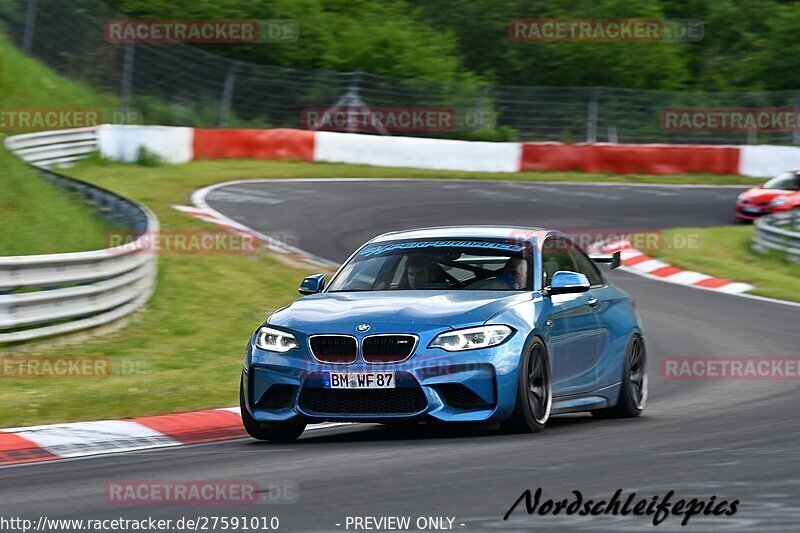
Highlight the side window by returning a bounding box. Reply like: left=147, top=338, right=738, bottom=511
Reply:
left=566, top=241, right=605, bottom=287
left=541, top=237, right=577, bottom=287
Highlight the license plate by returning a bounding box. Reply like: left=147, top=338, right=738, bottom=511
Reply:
left=323, top=371, right=395, bottom=389
left=742, top=206, right=761, bottom=214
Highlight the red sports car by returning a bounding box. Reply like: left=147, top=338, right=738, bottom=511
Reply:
left=735, top=171, right=800, bottom=221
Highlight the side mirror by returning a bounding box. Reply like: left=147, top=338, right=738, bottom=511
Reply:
left=546, top=271, right=590, bottom=296
left=299, top=274, right=325, bottom=295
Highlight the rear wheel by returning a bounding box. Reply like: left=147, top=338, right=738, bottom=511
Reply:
left=240, top=373, right=306, bottom=442
left=502, top=339, right=551, bottom=433
left=592, top=334, right=647, bottom=418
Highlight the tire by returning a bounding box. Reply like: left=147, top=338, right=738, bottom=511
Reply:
left=501, top=339, right=552, bottom=433
left=240, top=373, right=306, bottom=442
left=592, top=334, right=647, bottom=418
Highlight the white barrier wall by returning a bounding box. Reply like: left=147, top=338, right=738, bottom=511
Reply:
left=739, top=145, right=800, bottom=178
left=98, top=125, right=194, bottom=164
left=313, top=131, right=522, bottom=173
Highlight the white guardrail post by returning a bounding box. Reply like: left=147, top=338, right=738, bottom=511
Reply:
left=752, top=211, right=800, bottom=263
left=1, top=127, right=158, bottom=343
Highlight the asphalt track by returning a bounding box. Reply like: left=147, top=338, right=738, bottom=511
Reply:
left=3, top=179, right=800, bottom=532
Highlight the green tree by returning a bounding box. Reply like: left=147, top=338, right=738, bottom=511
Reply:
left=106, top=0, right=476, bottom=83
left=409, top=0, right=689, bottom=89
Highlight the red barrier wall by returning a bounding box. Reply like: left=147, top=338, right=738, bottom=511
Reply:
left=193, top=128, right=315, bottom=161
left=190, top=128, right=742, bottom=175
left=520, top=143, right=740, bottom=175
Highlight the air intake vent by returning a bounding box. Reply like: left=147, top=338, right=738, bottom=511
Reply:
left=256, top=384, right=297, bottom=410
left=299, top=387, right=428, bottom=415
left=309, top=335, right=357, bottom=364
left=362, top=335, right=417, bottom=363
left=433, top=383, right=492, bottom=410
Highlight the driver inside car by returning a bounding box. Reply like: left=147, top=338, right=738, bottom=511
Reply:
left=402, top=256, right=451, bottom=289
left=407, top=257, right=434, bottom=289
left=468, top=257, right=528, bottom=290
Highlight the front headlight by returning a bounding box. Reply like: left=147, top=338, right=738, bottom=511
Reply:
left=737, top=193, right=746, bottom=202
left=256, top=327, right=299, bottom=353
left=769, top=196, right=789, bottom=207
left=429, top=325, right=514, bottom=352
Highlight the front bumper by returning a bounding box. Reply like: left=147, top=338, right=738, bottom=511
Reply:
left=242, top=335, right=525, bottom=425
left=735, top=203, right=769, bottom=220
left=735, top=202, right=794, bottom=220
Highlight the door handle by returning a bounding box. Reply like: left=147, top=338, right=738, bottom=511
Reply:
left=588, top=297, right=599, bottom=307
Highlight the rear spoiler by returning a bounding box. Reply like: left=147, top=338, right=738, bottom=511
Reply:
left=589, top=250, right=621, bottom=270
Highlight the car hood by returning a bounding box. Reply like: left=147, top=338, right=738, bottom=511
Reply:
left=741, top=188, right=795, bottom=204
left=268, top=290, right=533, bottom=333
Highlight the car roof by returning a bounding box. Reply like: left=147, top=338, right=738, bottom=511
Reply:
left=370, top=225, right=546, bottom=243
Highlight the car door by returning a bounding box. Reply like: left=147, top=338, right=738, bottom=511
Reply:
left=566, top=241, right=622, bottom=392
left=542, top=236, right=605, bottom=397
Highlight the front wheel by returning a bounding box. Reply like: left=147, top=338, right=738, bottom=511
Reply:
left=592, top=334, right=647, bottom=418
left=502, top=339, right=552, bottom=433
left=240, top=373, right=306, bottom=442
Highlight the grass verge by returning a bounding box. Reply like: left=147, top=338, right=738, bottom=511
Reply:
left=72, top=157, right=758, bottom=186
left=0, top=34, right=116, bottom=113
left=653, top=225, right=800, bottom=303
left=0, top=32, right=119, bottom=255
left=0, top=145, right=116, bottom=254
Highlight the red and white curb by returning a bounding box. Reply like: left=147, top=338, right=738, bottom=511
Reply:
left=173, top=204, right=336, bottom=267
left=590, top=239, right=754, bottom=294
left=0, top=408, right=345, bottom=466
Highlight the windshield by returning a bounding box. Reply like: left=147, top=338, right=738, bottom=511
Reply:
left=326, top=239, right=533, bottom=292
left=763, top=172, right=800, bottom=191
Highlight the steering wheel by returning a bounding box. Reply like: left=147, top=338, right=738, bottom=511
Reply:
left=444, top=272, right=465, bottom=288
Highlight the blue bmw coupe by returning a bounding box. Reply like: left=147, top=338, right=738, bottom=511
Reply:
left=240, top=226, right=647, bottom=441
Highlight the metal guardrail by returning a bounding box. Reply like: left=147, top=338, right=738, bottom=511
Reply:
left=752, top=211, right=800, bottom=263
left=0, top=128, right=159, bottom=343
left=4, top=127, right=99, bottom=168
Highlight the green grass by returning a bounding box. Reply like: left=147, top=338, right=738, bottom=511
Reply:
left=0, top=32, right=119, bottom=255
left=653, top=225, right=800, bottom=303
left=0, top=145, right=117, bottom=254
left=0, top=33, right=117, bottom=125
